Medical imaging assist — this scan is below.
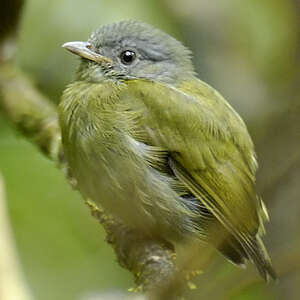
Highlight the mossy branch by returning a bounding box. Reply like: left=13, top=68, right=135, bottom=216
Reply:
left=0, top=62, right=180, bottom=299
left=0, top=1, right=180, bottom=297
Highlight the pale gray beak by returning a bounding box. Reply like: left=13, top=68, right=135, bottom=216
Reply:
left=62, top=41, right=112, bottom=64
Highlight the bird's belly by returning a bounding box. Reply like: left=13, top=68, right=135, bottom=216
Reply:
left=74, top=149, right=150, bottom=228
left=66, top=138, right=164, bottom=237
left=66, top=134, right=195, bottom=239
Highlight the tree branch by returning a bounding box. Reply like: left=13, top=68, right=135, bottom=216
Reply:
left=0, top=1, right=179, bottom=297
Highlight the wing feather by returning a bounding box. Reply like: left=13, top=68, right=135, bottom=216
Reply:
left=125, top=79, right=276, bottom=280
left=126, top=78, right=262, bottom=233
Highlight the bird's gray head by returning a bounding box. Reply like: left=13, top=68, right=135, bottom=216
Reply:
left=63, top=20, right=195, bottom=84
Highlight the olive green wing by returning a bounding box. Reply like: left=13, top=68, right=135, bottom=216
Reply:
left=127, top=79, right=262, bottom=229
left=126, top=79, right=275, bottom=280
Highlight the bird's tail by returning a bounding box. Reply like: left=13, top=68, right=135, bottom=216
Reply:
left=243, top=235, right=277, bottom=281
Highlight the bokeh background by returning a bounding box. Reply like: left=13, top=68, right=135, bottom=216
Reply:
left=0, top=0, right=300, bottom=299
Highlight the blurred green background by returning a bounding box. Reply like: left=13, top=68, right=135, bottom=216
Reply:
left=0, top=0, right=300, bottom=299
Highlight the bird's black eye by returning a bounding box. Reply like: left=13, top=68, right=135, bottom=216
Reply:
left=120, top=50, right=136, bottom=65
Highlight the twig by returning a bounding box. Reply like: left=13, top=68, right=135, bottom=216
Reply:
left=0, top=0, right=179, bottom=296
left=0, top=62, right=179, bottom=299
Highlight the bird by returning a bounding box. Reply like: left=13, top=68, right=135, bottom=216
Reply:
left=59, top=20, right=276, bottom=281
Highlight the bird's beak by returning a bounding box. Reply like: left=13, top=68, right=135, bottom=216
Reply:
left=62, top=41, right=112, bottom=64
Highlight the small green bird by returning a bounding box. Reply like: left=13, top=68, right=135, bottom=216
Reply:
left=59, top=20, right=276, bottom=280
